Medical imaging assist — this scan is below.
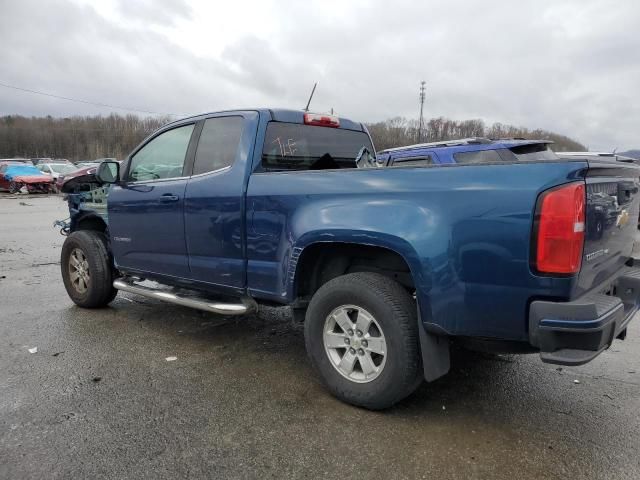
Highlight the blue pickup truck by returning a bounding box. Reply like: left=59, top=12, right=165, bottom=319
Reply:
left=59, top=109, right=640, bottom=409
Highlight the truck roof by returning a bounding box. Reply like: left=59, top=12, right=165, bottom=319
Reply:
left=165, top=108, right=366, bottom=132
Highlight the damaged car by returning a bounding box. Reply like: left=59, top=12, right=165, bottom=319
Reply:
left=0, top=161, right=54, bottom=193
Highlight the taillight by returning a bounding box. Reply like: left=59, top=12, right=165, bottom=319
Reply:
left=303, top=113, right=340, bottom=128
left=534, top=182, right=585, bottom=275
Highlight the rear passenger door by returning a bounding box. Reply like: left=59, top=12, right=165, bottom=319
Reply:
left=183, top=114, right=248, bottom=291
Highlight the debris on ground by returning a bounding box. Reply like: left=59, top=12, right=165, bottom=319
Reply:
left=28, top=347, right=38, bottom=354
left=52, top=351, right=64, bottom=357
left=603, top=393, right=614, bottom=400
left=573, top=379, right=580, bottom=384
left=165, top=356, right=178, bottom=362
left=31, top=261, right=60, bottom=267
left=92, top=376, right=102, bottom=382
left=19, top=201, right=33, bottom=206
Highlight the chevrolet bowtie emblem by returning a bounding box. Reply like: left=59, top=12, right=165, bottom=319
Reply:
left=616, top=209, right=630, bottom=228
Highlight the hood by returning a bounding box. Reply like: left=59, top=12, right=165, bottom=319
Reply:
left=12, top=175, right=53, bottom=184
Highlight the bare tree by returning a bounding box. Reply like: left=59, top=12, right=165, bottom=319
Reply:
left=367, top=116, right=586, bottom=152
left=0, top=114, right=169, bottom=160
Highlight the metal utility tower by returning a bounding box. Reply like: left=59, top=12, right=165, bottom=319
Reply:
left=418, top=81, right=426, bottom=142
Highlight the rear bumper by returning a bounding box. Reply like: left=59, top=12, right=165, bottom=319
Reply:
left=529, top=267, right=640, bottom=365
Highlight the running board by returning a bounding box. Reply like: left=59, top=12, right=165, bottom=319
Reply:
left=113, top=278, right=256, bottom=315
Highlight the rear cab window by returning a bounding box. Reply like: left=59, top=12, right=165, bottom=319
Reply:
left=261, top=122, right=374, bottom=172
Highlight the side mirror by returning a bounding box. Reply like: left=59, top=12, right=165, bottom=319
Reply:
left=96, top=161, right=120, bottom=184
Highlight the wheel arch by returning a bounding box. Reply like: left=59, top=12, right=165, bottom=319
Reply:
left=71, top=213, right=108, bottom=234
left=288, top=232, right=425, bottom=303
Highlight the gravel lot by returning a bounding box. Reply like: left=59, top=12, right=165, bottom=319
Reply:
left=1, top=194, right=639, bottom=479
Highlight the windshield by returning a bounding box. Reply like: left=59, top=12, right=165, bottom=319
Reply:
left=509, top=144, right=558, bottom=161
left=49, top=164, right=78, bottom=174
left=261, top=122, right=374, bottom=171
left=454, top=144, right=559, bottom=164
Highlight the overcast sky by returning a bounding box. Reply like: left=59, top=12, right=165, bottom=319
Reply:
left=1, top=0, right=639, bottom=150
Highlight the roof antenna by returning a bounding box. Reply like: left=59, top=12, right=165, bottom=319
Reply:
left=304, top=82, right=317, bottom=112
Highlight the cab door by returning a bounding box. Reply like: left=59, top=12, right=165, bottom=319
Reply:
left=183, top=113, right=252, bottom=292
left=108, top=123, right=196, bottom=278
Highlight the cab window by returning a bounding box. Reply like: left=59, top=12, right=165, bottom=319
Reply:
left=192, top=117, right=244, bottom=175
left=391, top=155, right=434, bottom=167
left=454, top=150, right=504, bottom=164
left=128, top=124, right=195, bottom=181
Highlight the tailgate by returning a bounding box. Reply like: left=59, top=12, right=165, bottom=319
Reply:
left=576, top=160, right=640, bottom=296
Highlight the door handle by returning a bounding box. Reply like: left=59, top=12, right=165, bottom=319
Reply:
left=159, top=193, right=179, bottom=202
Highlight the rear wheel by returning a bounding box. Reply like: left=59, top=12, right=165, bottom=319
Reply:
left=304, top=272, right=422, bottom=409
left=61, top=230, right=117, bottom=308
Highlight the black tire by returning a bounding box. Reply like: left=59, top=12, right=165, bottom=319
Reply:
left=304, top=272, right=422, bottom=410
left=9, top=181, right=21, bottom=194
left=61, top=230, right=117, bottom=308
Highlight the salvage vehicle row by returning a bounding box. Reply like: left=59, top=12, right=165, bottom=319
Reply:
left=0, top=161, right=54, bottom=193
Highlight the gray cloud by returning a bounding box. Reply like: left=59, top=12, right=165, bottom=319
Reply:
left=115, top=0, right=193, bottom=26
left=0, top=0, right=638, bottom=150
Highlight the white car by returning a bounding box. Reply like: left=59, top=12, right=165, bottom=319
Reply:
left=36, top=163, right=79, bottom=189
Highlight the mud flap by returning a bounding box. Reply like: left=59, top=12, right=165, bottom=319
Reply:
left=418, top=312, right=450, bottom=382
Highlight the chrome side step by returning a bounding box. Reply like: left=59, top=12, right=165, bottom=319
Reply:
left=113, top=278, right=256, bottom=315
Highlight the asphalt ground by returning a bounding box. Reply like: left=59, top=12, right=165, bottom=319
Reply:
left=1, top=193, right=639, bottom=479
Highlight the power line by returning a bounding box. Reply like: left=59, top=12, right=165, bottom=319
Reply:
left=0, top=81, right=181, bottom=117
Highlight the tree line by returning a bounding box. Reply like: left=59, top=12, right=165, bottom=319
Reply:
left=0, top=113, right=586, bottom=161
left=0, top=114, right=169, bottom=160
left=367, top=116, right=587, bottom=152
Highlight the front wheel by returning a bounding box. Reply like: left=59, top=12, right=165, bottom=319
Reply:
left=9, top=181, right=21, bottom=194
left=304, top=272, right=422, bottom=409
left=61, top=230, right=117, bottom=308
